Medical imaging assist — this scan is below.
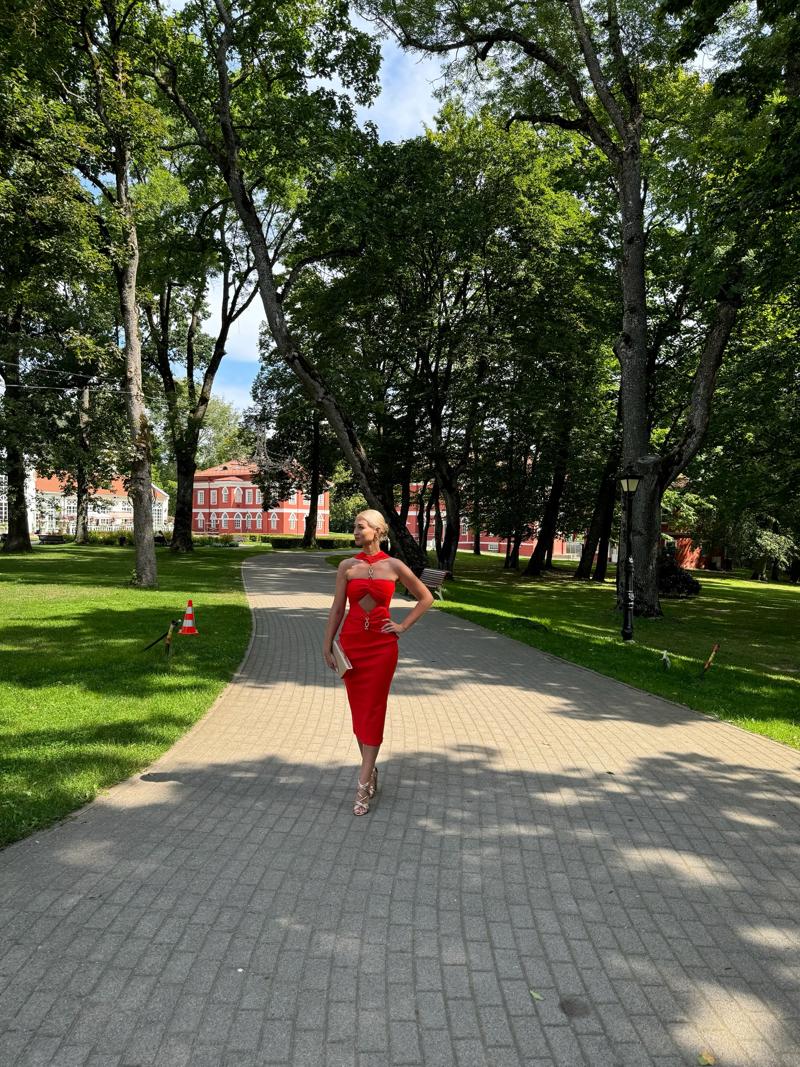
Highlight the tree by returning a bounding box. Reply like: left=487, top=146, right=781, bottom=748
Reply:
left=140, top=183, right=259, bottom=552
left=369, top=0, right=772, bottom=614
left=3, top=0, right=169, bottom=583
left=146, top=0, right=431, bottom=567
left=245, top=342, right=340, bottom=547
left=0, top=60, right=108, bottom=551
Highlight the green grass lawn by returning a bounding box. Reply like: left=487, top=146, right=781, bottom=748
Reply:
left=434, top=553, right=800, bottom=750
left=0, top=543, right=270, bottom=848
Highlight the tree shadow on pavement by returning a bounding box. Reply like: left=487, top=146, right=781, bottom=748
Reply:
left=2, top=744, right=799, bottom=1067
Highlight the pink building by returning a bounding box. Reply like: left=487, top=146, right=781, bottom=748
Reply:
left=191, top=461, right=330, bottom=536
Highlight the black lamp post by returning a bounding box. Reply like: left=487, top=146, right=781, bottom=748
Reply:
left=620, top=468, right=641, bottom=642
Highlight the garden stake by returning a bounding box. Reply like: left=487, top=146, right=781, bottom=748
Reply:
left=701, top=642, right=720, bottom=678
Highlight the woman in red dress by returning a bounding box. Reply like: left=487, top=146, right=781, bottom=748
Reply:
left=323, top=510, right=434, bottom=815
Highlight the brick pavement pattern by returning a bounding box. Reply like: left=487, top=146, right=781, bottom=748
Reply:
left=2, top=550, right=800, bottom=1067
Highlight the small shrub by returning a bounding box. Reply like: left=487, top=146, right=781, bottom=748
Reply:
left=87, top=530, right=134, bottom=546
left=658, top=554, right=701, bottom=598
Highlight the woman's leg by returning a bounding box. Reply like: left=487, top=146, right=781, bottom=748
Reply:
left=358, top=744, right=379, bottom=787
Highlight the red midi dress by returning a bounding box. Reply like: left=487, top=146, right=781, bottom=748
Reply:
left=338, top=551, right=399, bottom=746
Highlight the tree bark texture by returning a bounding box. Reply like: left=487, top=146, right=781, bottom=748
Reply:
left=576, top=444, right=620, bottom=580
left=74, top=386, right=91, bottom=545
left=117, top=216, right=157, bottom=587
left=171, top=443, right=198, bottom=553
left=0, top=333, right=32, bottom=553
left=302, top=414, right=321, bottom=548
left=525, top=417, right=572, bottom=577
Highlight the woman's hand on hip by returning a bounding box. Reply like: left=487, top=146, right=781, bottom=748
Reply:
left=380, top=619, right=406, bottom=635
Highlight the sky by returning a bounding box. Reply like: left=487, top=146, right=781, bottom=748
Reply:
left=209, top=24, right=444, bottom=412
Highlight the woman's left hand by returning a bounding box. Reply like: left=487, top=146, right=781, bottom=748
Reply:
left=381, top=619, right=405, bottom=635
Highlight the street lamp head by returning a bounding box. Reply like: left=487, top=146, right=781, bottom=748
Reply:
left=620, top=467, right=641, bottom=494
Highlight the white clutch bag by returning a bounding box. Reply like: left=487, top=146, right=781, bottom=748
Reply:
left=332, top=638, right=352, bottom=676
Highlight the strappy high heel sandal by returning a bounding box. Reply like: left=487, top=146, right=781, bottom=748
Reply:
left=353, top=780, right=371, bottom=816
left=368, top=765, right=378, bottom=799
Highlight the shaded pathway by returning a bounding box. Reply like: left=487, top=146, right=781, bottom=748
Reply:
left=1, top=551, right=799, bottom=1066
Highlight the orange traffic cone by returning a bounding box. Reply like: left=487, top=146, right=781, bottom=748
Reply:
left=179, top=599, right=199, bottom=635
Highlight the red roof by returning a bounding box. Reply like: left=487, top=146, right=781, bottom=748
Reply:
left=35, top=474, right=167, bottom=499
left=195, top=461, right=257, bottom=480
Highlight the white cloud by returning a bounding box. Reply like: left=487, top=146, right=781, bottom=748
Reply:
left=355, top=19, right=445, bottom=141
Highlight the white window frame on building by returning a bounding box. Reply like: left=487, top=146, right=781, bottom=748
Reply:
left=289, top=513, right=297, bottom=530
left=210, top=513, right=218, bottom=530
left=234, top=513, right=242, bottom=531
left=234, top=487, right=242, bottom=503
left=197, top=513, right=204, bottom=529
left=270, top=512, right=278, bottom=529
left=222, top=487, right=228, bottom=502
left=221, top=513, right=228, bottom=529
left=210, top=489, right=217, bottom=505
left=245, top=489, right=252, bottom=504
left=197, top=489, right=204, bottom=505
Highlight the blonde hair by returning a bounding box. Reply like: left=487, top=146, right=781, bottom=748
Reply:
left=356, top=509, right=389, bottom=543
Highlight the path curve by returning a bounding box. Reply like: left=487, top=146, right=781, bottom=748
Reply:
left=1, top=550, right=799, bottom=1066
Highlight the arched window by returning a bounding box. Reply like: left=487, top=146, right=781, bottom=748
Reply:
left=221, top=487, right=228, bottom=502
left=289, top=513, right=297, bottom=530
left=234, top=487, right=242, bottom=503
left=221, top=513, right=228, bottom=529
left=270, top=512, right=278, bottom=529
left=234, top=514, right=242, bottom=531
left=256, top=512, right=262, bottom=529
left=197, top=513, right=204, bottom=529
left=246, top=513, right=253, bottom=530
left=210, top=514, right=218, bottom=530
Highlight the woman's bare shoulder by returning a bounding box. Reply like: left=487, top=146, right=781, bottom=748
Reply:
left=388, top=556, right=415, bottom=579
left=338, top=556, right=359, bottom=573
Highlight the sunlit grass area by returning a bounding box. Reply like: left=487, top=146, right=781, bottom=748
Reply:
left=437, top=553, right=800, bottom=750
left=0, top=543, right=271, bottom=847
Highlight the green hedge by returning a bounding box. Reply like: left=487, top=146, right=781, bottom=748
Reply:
left=241, top=534, right=354, bottom=549
left=86, top=530, right=134, bottom=545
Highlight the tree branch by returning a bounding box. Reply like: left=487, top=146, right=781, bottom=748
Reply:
left=565, top=0, right=628, bottom=138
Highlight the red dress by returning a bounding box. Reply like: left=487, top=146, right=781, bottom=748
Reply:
left=338, top=551, right=399, bottom=746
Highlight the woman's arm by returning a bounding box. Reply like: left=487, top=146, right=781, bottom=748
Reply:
left=383, top=560, right=434, bottom=634
left=322, top=561, right=349, bottom=668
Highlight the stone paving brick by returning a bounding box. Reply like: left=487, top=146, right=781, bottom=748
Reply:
left=1, top=551, right=799, bottom=1066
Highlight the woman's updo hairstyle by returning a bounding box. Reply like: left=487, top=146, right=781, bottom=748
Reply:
left=356, top=509, right=389, bottom=543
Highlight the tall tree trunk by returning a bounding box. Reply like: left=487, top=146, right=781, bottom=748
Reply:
left=616, top=149, right=657, bottom=611
left=171, top=441, right=197, bottom=553
left=616, top=455, right=661, bottom=612
left=74, top=385, right=91, bottom=545
left=3, top=447, right=32, bottom=553
left=433, top=492, right=443, bottom=559
left=473, top=527, right=481, bottom=555
left=302, top=413, right=321, bottom=548
left=117, top=216, right=157, bottom=587
left=419, top=479, right=436, bottom=550
left=1, top=325, right=32, bottom=553
left=593, top=501, right=614, bottom=582
left=525, top=420, right=571, bottom=577
left=576, top=445, right=620, bottom=580
left=437, top=479, right=461, bottom=572
left=507, top=528, right=523, bottom=570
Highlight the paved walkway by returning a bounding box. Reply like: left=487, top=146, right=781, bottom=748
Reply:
left=2, top=551, right=800, bottom=1067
